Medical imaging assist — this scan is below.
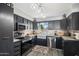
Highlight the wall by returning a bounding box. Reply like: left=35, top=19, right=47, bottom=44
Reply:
left=36, top=16, right=63, bottom=22
left=14, top=4, right=33, bottom=21
left=67, top=3, right=79, bottom=17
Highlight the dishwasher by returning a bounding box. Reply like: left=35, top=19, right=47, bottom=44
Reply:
left=46, top=36, right=56, bottom=48
left=47, top=36, right=63, bottom=49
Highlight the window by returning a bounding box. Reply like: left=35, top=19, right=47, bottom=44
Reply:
left=37, top=22, right=48, bottom=30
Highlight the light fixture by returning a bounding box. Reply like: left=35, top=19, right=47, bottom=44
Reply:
left=31, top=3, right=46, bottom=18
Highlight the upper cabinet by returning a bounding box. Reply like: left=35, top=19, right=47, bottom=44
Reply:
left=60, top=12, right=79, bottom=30
left=14, top=14, right=24, bottom=23
left=60, top=19, right=66, bottom=30
left=67, top=12, right=79, bottom=30
left=72, top=12, right=79, bottom=30
left=48, top=20, right=61, bottom=30
left=67, top=13, right=73, bottom=30
left=14, top=14, right=33, bottom=31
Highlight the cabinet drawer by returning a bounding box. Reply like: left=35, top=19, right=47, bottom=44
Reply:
left=14, top=41, right=21, bottom=47
left=14, top=51, right=21, bottom=56
left=14, top=44, right=21, bottom=48
left=14, top=46, right=21, bottom=52
left=14, top=41, right=21, bottom=56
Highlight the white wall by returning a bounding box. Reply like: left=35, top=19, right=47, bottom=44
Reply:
left=36, top=16, right=63, bottom=22
left=72, top=3, right=79, bottom=12
left=14, top=4, right=34, bottom=21
left=67, top=3, right=79, bottom=17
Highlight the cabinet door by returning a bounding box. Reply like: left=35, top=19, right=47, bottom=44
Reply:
left=56, top=37, right=63, bottom=49
left=72, top=12, right=79, bottom=30
left=17, top=16, right=22, bottom=23
left=64, top=40, right=79, bottom=56
left=15, top=15, right=23, bottom=23
left=68, top=12, right=79, bottom=30
left=60, top=19, right=66, bottom=30
left=67, top=14, right=72, bottom=30
left=24, top=19, right=27, bottom=24
left=14, top=41, right=21, bottom=56
left=64, top=41, right=76, bottom=56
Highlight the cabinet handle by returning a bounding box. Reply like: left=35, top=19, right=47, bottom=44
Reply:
left=2, top=37, right=9, bottom=40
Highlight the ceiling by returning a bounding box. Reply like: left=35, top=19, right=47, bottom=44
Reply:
left=14, top=3, right=73, bottom=21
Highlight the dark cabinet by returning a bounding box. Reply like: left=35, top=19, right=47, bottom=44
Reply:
left=48, top=20, right=61, bottom=30
left=56, top=37, right=63, bottom=49
left=14, top=14, right=25, bottom=31
left=60, top=13, right=78, bottom=30
left=72, top=12, right=79, bottom=30
left=60, top=20, right=64, bottom=30
left=36, top=38, right=47, bottom=46
left=64, top=40, right=79, bottom=56
left=14, top=14, right=24, bottom=23
left=60, top=18, right=69, bottom=30
left=22, top=40, right=33, bottom=55
left=67, top=13, right=74, bottom=30
left=14, top=14, right=33, bottom=31
left=14, top=41, right=21, bottom=56
left=67, top=12, right=79, bottom=30
left=0, top=4, right=14, bottom=56
left=32, top=36, right=47, bottom=46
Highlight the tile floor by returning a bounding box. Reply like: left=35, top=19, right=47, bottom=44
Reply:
left=24, top=45, right=63, bottom=56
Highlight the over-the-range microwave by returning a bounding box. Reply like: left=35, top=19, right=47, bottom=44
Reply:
left=15, top=22, right=26, bottom=31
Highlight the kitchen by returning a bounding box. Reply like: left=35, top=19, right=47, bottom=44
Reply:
left=0, top=3, right=79, bottom=56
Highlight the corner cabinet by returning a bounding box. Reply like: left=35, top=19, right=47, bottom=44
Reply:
left=68, top=12, right=79, bottom=30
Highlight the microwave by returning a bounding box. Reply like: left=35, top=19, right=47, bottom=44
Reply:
left=15, top=22, right=26, bottom=31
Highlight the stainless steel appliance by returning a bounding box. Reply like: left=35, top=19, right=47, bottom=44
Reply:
left=16, top=22, right=26, bottom=31
left=47, top=36, right=56, bottom=48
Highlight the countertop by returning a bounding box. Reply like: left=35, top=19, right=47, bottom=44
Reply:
left=13, top=39, right=21, bottom=42
left=62, top=36, right=79, bottom=40
left=13, top=35, right=34, bottom=43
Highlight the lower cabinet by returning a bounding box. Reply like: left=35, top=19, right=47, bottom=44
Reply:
left=21, top=40, right=34, bottom=55
left=56, top=37, right=63, bottom=49
left=14, top=41, right=21, bottom=56
left=64, top=40, right=79, bottom=56
left=32, top=38, right=47, bottom=46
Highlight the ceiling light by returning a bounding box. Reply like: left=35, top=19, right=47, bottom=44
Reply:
left=40, top=13, right=46, bottom=18
left=31, top=3, right=46, bottom=18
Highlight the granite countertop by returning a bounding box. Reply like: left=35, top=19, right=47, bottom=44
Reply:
left=13, top=35, right=34, bottom=43
left=62, top=36, right=79, bottom=40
